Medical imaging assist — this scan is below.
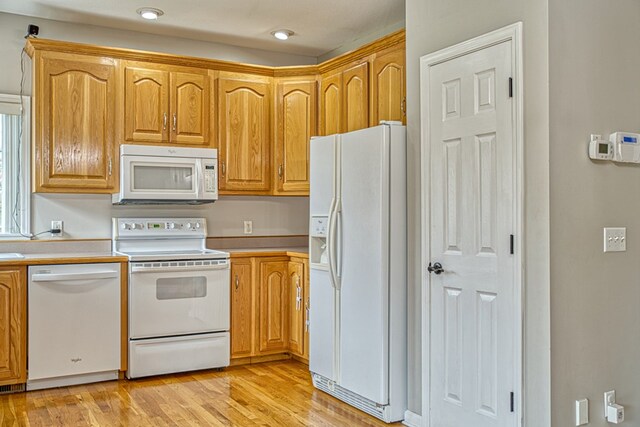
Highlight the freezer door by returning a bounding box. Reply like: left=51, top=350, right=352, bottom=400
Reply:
left=337, top=125, right=390, bottom=404
left=310, top=135, right=337, bottom=216
left=309, top=268, right=336, bottom=381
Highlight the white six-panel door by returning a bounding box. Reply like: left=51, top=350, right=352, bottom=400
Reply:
left=428, top=39, right=516, bottom=427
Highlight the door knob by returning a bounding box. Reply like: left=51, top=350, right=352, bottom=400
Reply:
left=427, top=262, right=444, bottom=275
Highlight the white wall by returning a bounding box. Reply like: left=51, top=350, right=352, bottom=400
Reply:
left=549, top=1, right=640, bottom=425
left=0, top=12, right=316, bottom=96
left=32, top=194, right=309, bottom=239
left=405, top=0, right=550, bottom=424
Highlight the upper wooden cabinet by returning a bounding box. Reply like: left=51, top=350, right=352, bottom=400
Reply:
left=34, top=52, right=117, bottom=193
left=319, top=60, right=370, bottom=135
left=217, top=73, right=271, bottom=194
left=26, top=30, right=405, bottom=196
left=371, top=43, right=406, bottom=125
left=0, top=267, right=26, bottom=386
left=320, top=72, right=342, bottom=136
left=123, top=62, right=210, bottom=146
left=274, top=77, right=317, bottom=195
left=343, top=61, right=369, bottom=132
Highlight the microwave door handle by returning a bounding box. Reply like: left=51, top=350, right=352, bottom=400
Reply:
left=196, top=161, right=204, bottom=197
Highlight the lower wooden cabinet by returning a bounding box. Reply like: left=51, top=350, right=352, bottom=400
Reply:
left=230, top=258, right=253, bottom=359
left=257, top=258, right=289, bottom=353
left=0, top=266, right=26, bottom=386
left=229, top=255, right=309, bottom=363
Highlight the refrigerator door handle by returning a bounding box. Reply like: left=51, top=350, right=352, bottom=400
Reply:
left=334, top=200, right=343, bottom=282
left=329, top=199, right=341, bottom=290
left=327, top=197, right=337, bottom=289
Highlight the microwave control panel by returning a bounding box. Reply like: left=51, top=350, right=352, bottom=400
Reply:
left=204, top=163, right=217, bottom=193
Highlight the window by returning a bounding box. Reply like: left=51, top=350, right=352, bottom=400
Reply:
left=0, top=94, right=30, bottom=237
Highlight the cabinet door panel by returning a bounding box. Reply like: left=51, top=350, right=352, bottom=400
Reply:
left=275, top=79, right=316, bottom=194
left=288, top=260, right=304, bottom=356
left=372, top=45, right=406, bottom=125
left=37, top=54, right=116, bottom=192
left=124, top=65, right=169, bottom=143
left=258, top=260, right=288, bottom=353
left=343, top=62, right=369, bottom=132
left=320, top=72, right=342, bottom=136
left=230, top=259, right=253, bottom=358
left=218, top=77, right=271, bottom=192
left=171, top=71, right=210, bottom=145
left=0, top=267, right=26, bottom=386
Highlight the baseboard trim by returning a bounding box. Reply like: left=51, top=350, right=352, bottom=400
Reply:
left=403, top=410, right=422, bottom=427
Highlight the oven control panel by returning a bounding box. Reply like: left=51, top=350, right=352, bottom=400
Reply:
left=113, top=218, right=207, bottom=238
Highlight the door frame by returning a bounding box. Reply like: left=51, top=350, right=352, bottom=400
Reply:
left=419, top=22, right=524, bottom=427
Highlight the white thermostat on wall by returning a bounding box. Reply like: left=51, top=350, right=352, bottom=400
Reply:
left=588, top=134, right=613, bottom=160
left=610, top=131, right=640, bottom=163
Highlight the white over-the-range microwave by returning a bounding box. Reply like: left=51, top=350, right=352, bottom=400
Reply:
left=112, top=144, right=218, bottom=205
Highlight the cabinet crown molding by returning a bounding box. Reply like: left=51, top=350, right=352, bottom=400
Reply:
left=25, top=29, right=405, bottom=77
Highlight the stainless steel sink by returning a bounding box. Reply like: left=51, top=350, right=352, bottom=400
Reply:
left=0, top=253, right=24, bottom=260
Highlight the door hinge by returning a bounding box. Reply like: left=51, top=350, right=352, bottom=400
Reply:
left=510, top=234, right=514, bottom=255
left=510, top=391, right=515, bottom=412
left=508, top=77, right=513, bottom=98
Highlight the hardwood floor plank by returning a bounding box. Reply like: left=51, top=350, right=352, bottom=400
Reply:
left=0, top=361, right=402, bottom=426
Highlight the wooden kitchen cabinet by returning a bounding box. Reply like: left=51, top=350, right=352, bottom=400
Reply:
left=371, top=43, right=406, bottom=125
left=303, top=259, right=310, bottom=361
left=257, top=258, right=289, bottom=354
left=230, top=258, right=254, bottom=359
left=287, top=259, right=305, bottom=357
left=320, top=71, right=342, bottom=136
left=0, top=267, right=26, bottom=386
left=33, top=51, right=117, bottom=193
left=319, top=60, right=369, bottom=135
left=123, top=62, right=210, bottom=146
left=217, top=73, right=272, bottom=194
left=274, top=78, right=316, bottom=195
left=342, top=61, right=369, bottom=132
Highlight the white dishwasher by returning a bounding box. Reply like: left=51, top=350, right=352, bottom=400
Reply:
left=28, top=263, right=121, bottom=391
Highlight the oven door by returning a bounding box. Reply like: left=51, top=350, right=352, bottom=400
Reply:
left=122, top=155, right=200, bottom=201
left=129, top=260, right=230, bottom=339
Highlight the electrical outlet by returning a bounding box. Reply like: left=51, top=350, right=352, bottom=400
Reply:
left=604, top=227, right=626, bottom=252
left=51, top=220, right=63, bottom=237
left=243, top=220, right=253, bottom=235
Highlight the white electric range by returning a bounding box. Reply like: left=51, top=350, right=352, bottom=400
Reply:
left=113, top=218, right=230, bottom=379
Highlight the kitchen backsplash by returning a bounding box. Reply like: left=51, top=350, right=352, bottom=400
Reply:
left=31, top=194, right=310, bottom=240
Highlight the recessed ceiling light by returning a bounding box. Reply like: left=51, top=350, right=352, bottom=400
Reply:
left=271, top=30, right=294, bottom=41
left=137, top=7, right=164, bottom=20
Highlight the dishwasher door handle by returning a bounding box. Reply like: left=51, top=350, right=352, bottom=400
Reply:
left=31, top=271, right=119, bottom=282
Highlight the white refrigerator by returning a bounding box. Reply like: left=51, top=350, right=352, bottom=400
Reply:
left=308, top=122, right=407, bottom=423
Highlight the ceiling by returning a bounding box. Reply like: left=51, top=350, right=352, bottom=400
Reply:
left=0, top=0, right=405, bottom=57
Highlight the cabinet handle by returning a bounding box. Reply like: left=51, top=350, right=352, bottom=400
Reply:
left=235, top=274, right=239, bottom=291
left=401, top=97, right=406, bottom=114
left=221, top=162, right=226, bottom=176
left=305, top=297, right=310, bottom=332
left=172, top=113, right=177, bottom=131
left=278, top=164, right=283, bottom=180
left=296, top=279, right=301, bottom=311
left=163, top=112, right=168, bottom=130
left=108, top=158, right=112, bottom=176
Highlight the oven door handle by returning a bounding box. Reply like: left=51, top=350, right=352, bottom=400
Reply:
left=131, top=263, right=229, bottom=274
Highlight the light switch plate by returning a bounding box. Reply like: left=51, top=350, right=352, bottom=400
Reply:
left=243, top=220, right=253, bottom=235
left=604, top=227, right=626, bottom=252
left=575, top=399, right=588, bottom=426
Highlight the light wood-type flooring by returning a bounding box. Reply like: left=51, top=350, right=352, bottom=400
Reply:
left=0, top=360, right=403, bottom=426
